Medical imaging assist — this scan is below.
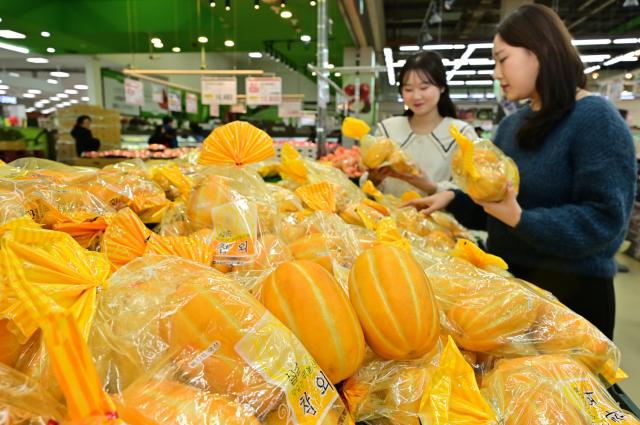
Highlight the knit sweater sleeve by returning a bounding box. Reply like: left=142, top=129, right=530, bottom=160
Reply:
left=446, top=189, right=488, bottom=230
left=512, top=103, right=637, bottom=259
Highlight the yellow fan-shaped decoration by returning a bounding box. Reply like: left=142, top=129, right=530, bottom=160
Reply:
left=450, top=124, right=480, bottom=180
left=199, top=121, right=276, bottom=166
left=450, top=239, right=508, bottom=271
left=375, top=217, right=411, bottom=252
left=281, top=143, right=302, bottom=162
left=279, top=143, right=308, bottom=185
left=52, top=217, right=108, bottom=249
left=0, top=215, right=40, bottom=238
left=295, top=182, right=336, bottom=213
left=101, top=208, right=151, bottom=269
left=342, top=117, right=371, bottom=140
left=144, top=233, right=215, bottom=266
left=362, top=180, right=384, bottom=202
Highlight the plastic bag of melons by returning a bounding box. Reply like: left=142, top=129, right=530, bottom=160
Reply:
left=450, top=124, right=520, bottom=202
left=0, top=157, right=97, bottom=184
left=89, top=255, right=354, bottom=424
left=424, top=255, right=623, bottom=384
left=481, top=354, right=640, bottom=425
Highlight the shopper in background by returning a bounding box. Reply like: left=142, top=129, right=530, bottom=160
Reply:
left=147, top=125, right=166, bottom=146
left=71, top=115, right=100, bottom=156
left=367, top=51, right=477, bottom=196
left=405, top=4, right=636, bottom=339
left=162, top=116, right=178, bottom=148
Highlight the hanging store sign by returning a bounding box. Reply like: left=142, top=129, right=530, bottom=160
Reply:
left=186, top=93, right=198, bottom=114
left=278, top=99, right=302, bottom=118
left=245, top=77, right=282, bottom=106
left=201, top=77, right=237, bottom=105
left=209, top=103, right=220, bottom=117
left=124, top=78, right=144, bottom=106
left=152, top=83, right=164, bottom=103
left=168, top=90, right=182, bottom=112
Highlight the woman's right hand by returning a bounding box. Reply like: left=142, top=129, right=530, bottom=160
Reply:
left=367, top=167, right=393, bottom=186
left=402, top=190, right=455, bottom=215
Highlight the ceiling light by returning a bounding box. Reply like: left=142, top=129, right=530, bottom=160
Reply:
left=626, top=72, right=634, bottom=79
left=623, top=0, right=639, bottom=6
left=57, top=93, right=69, bottom=98
left=50, top=96, right=60, bottom=101
left=39, top=99, right=50, bottom=104
left=151, top=37, right=161, bottom=44
left=281, top=10, right=293, bottom=18
left=74, top=84, right=88, bottom=90
left=477, top=69, right=494, bottom=75
left=393, top=59, right=406, bottom=67
left=249, top=52, right=263, bottom=58
left=198, top=36, right=208, bottom=43
left=27, top=57, right=49, bottom=63
left=603, top=49, right=640, bottom=66
left=65, top=89, right=78, bottom=94
left=0, top=85, right=8, bottom=90
left=153, top=42, right=164, bottom=48
left=225, top=0, right=230, bottom=11
left=428, top=13, right=442, bottom=25
left=254, top=0, right=260, bottom=9
left=0, top=41, right=29, bottom=54
left=281, top=0, right=286, bottom=7
left=399, top=45, right=419, bottom=52
left=465, top=80, right=493, bottom=86
left=41, top=31, right=50, bottom=37
left=22, top=93, right=35, bottom=98
left=311, top=71, right=316, bottom=76
left=224, top=39, right=235, bottom=47
left=46, top=47, right=55, bottom=53
left=47, top=79, right=58, bottom=84
left=0, top=90, right=5, bottom=95
left=450, top=69, right=476, bottom=75
left=470, top=93, right=485, bottom=99
left=50, top=71, right=69, bottom=78
left=422, top=44, right=466, bottom=50
left=334, top=72, right=341, bottom=77
left=580, top=54, right=611, bottom=63
left=467, top=58, right=495, bottom=65
left=0, top=30, right=26, bottom=39
left=383, top=47, right=396, bottom=85
left=327, top=63, right=335, bottom=69
left=613, top=38, right=640, bottom=44
left=70, top=99, right=79, bottom=104
left=28, top=89, right=41, bottom=94
left=9, top=72, right=19, bottom=77
left=448, top=80, right=464, bottom=85
left=210, top=0, right=216, bottom=6
left=571, top=38, right=611, bottom=46
left=450, top=93, right=469, bottom=99
left=81, top=96, right=89, bottom=101
left=300, top=34, right=311, bottom=43
left=310, top=0, right=316, bottom=5
left=26, top=107, right=35, bottom=112
left=468, top=43, right=493, bottom=49
left=592, top=72, right=599, bottom=79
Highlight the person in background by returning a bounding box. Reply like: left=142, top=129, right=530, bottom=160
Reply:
left=162, top=116, right=178, bottom=148
left=367, top=51, right=478, bottom=197
left=147, top=125, right=166, bottom=146
left=405, top=4, right=636, bottom=339
left=71, top=115, right=100, bottom=156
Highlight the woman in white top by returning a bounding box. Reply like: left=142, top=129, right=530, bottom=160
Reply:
left=368, top=51, right=478, bottom=197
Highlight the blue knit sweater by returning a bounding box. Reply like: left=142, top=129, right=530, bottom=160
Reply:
left=448, top=96, right=637, bottom=278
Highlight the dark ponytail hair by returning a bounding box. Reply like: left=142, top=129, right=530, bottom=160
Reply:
left=496, top=4, right=586, bottom=149
left=398, top=51, right=457, bottom=118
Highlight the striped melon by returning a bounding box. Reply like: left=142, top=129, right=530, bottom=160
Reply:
left=260, top=260, right=366, bottom=383
left=287, top=234, right=336, bottom=273
left=348, top=245, right=440, bottom=359
left=186, top=176, right=234, bottom=229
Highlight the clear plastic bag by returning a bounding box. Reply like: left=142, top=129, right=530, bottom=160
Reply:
left=90, top=255, right=354, bottom=423
left=481, top=354, right=640, bottom=424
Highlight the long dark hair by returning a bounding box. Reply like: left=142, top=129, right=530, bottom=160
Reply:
left=398, top=51, right=457, bottom=118
left=497, top=4, right=586, bottom=149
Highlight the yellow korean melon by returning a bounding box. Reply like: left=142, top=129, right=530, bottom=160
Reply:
left=260, top=260, right=366, bottom=383
left=186, top=175, right=234, bottom=229
left=348, top=245, right=440, bottom=359
left=287, top=233, right=336, bottom=273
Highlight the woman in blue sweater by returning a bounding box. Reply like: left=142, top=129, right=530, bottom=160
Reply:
left=406, top=4, right=636, bottom=339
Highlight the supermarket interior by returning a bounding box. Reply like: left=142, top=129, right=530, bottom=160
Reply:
left=1, top=0, right=640, bottom=423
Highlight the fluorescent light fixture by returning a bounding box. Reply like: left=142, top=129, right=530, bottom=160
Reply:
left=0, top=84, right=8, bottom=90
left=327, top=63, right=335, bottom=69
left=310, top=0, right=316, bottom=5
left=450, top=69, right=476, bottom=75
left=448, top=80, right=464, bottom=86
left=423, top=44, right=466, bottom=50
left=465, top=80, right=493, bottom=86
left=39, top=99, right=50, bottom=104
left=70, top=99, right=79, bottom=104
left=26, top=107, right=35, bottom=112
left=470, top=93, right=485, bottom=99
left=0, top=90, right=5, bottom=95
left=198, top=36, right=208, bottom=43
left=65, top=89, right=78, bottom=94
left=74, top=84, right=88, bottom=90
left=625, top=72, right=634, bottom=79
left=613, top=38, right=639, bottom=44
left=467, top=58, right=495, bottom=65
left=468, top=43, right=493, bottom=49
left=81, top=96, right=89, bottom=101
left=383, top=47, right=396, bottom=85
left=0, top=30, right=26, bottom=39
left=300, top=34, right=311, bottom=43
left=57, top=93, right=69, bottom=98
left=334, top=72, right=341, bottom=77
left=28, top=89, right=41, bottom=94
left=311, top=72, right=316, bottom=76
left=399, top=45, right=420, bottom=52
left=486, top=93, right=496, bottom=99
left=603, top=49, right=640, bottom=66
left=41, top=31, right=50, bottom=37
left=56, top=103, right=66, bottom=108
left=47, top=47, right=55, bottom=53
left=477, top=69, right=494, bottom=75
left=50, top=96, right=60, bottom=101
left=172, top=46, right=181, bottom=52
left=50, top=71, right=69, bottom=78
left=224, top=40, right=235, bottom=47
left=153, top=42, right=164, bottom=48
left=0, top=41, right=29, bottom=54
left=22, top=93, right=35, bottom=98
left=47, top=79, right=58, bottom=84
left=280, top=10, right=293, bottom=18
left=27, top=57, right=49, bottom=63
left=580, top=54, right=611, bottom=63
left=9, top=72, right=19, bottom=77
left=393, top=59, right=406, bottom=68
left=42, top=108, right=55, bottom=114
left=248, top=52, right=263, bottom=58
left=450, top=93, right=469, bottom=99
left=151, top=37, right=161, bottom=44
left=571, top=38, right=611, bottom=46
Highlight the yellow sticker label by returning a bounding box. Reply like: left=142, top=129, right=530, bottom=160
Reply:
left=234, top=313, right=340, bottom=424
left=211, top=199, right=258, bottom=264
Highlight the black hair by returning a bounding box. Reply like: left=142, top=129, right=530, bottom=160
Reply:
left=162, top=116, right=174, bottom=125
left=76, top=115, right=91, bottom=126
left=496, top=4, right=586, bottom=149
left=397, top=51, right=457, bottom=118
left=619, top=109, right=629, bottom=120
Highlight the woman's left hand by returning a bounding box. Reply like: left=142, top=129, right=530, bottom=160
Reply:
left=388, top=169, right=438, bottom=195
left=472, top=182, right=522, bottom=228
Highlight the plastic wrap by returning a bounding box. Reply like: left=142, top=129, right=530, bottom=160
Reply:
left=481, top=355, right=640, bottom=424
left=101, top=207, right=152, bottom=269
left=424, top=257, right=621, bottom=380
left=90, top=256, right=354, bottom=423
left=148, top=161, right=193, bottom=202
left=450, top=124, right=520, bottom=202
left=0, top=157, right=97, bottom=184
